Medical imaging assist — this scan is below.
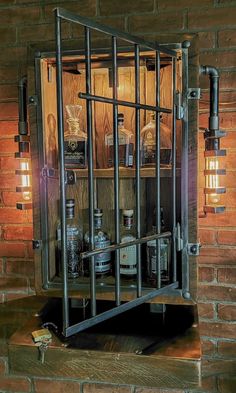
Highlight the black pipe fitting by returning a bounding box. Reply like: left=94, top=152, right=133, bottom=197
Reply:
left=200, top=65, right=219, bottom=131
left=18, top=76, right=28, bottom=135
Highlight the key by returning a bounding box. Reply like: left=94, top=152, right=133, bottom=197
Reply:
left=38, top=341, right=48, bottom=364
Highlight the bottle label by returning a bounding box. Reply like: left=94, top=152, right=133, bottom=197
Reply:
left=94, top=239, right=111, bottom=273
left=120, top=244, right=137, bottom=275
left=147, top=240, right=168, bottom=274
left=64, top=140, right=87, bottom=168
left=57, top=227, right=82, bottom=278
left=107, top=143, right=133, bottom=168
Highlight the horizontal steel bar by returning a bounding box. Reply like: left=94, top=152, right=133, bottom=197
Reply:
left=79, top=92, right=172, bottom=114
left=55, top=8, right=177, bottom=58
left=65, top=282, right=178, bottom=336
left=81, top=231, right=171, bottom=259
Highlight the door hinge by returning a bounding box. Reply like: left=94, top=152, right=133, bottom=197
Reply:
left=32, top=239, right=42, bottom=250
left=187, top=88, right=201, bottom=100
left=41, top=167, right=58, bottom=179
left=175, top=91, right=184, bottom=119
left=187, top=243, right=201, bottom=256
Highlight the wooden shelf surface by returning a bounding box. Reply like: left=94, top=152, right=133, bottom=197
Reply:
left=71, top=167, right=179, bottom=178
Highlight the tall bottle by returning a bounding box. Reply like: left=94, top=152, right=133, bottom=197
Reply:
left=56, top=199, right=83, bottom=279
left=64, top=104, right=87, bottom=168
left=146, top=209, right=170, bottom=284
left=141, top=111, right=172, bottom=167
left=120, top=209, right=137, bottom=276
left=84, top=209, right=111, bottom=275
left=105, top=113, right=134, bottom=168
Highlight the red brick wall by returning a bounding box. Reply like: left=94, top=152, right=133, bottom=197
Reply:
left=0, top=0, right=235, bottom=392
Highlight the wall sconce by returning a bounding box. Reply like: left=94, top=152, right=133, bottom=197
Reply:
left=15, top=76, right=32, bottom=210
left=200, top=65, right=226, bottom=214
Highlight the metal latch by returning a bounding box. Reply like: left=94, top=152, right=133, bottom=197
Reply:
left=41, top=167, right=58, bottom=179
left=175, top=91, right=184, bottom=119
left=176, top=223, right=183, bottom=251
left=32, top=240, right=42, bottom=250
left=187, top=88, right=201, bottom=100
left=187, top=243, right=201, bottom=255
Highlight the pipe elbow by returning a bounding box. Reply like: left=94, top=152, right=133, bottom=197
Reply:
left=200, top=65, right=219, bottom=78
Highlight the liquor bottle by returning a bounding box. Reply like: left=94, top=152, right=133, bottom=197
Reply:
left=141, top=111, right=172, bottom=167
left=56, top=199, right=83, bottom=279
left=64, top=104, right=87, bottom=169
left=120, top=209, right=137, bottom=276
left=84, top=209, right=111, bottom=275
left=146, top=209, right=170, bottom=284
left=105, top=113, right=134, bottom=168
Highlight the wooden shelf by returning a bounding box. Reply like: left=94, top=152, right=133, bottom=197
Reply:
left=71, top=167, right=179, bottom=178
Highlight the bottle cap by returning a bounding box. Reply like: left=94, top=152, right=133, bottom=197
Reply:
left=66, top=199, right=75, bottom=208
left=118, top=113, right=124, bottom=121
left=94, top=208, right=103, bottom=216
left=122, top=209, right=134, bottom=217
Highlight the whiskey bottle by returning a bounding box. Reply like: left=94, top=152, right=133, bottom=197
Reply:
left=141, top=111, right=172, bottom=167
left=84, top=209, right=111, bottom=275
left=64, top=104, right=87, bottom=169
left=146, top=209, right=170, bottom=284
left=56, top=199, right=83, bottom=279
left=105, top=113, right=134, bottom=168
left=120, top=209, right=137, bottom=276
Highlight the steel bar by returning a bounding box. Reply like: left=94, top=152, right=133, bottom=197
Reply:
left=134, top=44, right=142, bottom=297
left=55, top=10, right=69, bottom=332
left=172, top=57, right=177, bottom=282
left=112, top=36, right=121, bottom=306
left=79, top=92, right=172, bottom=114
left=155, top=51, right=161, bottom=289
left=56, top=7, right=177, bottom=57
left=81, top=231, right=172, bottom=259
left=65, top=282, right=179, bottom=336
left=181, top=44, right=190, bottom=298
left=85, top=26, right=96, bottom=316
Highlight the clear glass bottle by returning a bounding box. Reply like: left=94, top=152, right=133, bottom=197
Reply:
left=84, top=209, right=111, bottom=275
left=56, top=199, right=83, bottom=279
left=146, top=209, right=170, bottom=285
left=64, top=104, right=87, bottom=169
left=141, top=111, right=172, bottom=167
left=120, top=209, right=137, bottom=276
left=105, top=113, right=134, bottom=168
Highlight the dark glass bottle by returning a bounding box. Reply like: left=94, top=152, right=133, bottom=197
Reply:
left=56, top=199, right=83, bottom=279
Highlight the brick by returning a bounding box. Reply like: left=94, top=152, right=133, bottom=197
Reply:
left=198, top=31, right=216, bottom=50
left=3, top=225, right=33, bottom=240
left=218, top=374, right=236, bottom=393
left=198, top=302, right=215, bottom=319
left=128, top=13, right=184, bottom=34
left=221, top=132, right=236, bottom=148
left=0, top=27, right=16, bottom=45
left=218, top=304, right=236, bottom=321
left=5, top=259, right=34, bottom=277
left=199, top=112, right=236, bottom=130
left=0, top=66, right=18, bottom=83
left=0, top=47, right=27, bottom=66
left=200, top=50, right=236, bottom=69
left=0, top=242, right=25, bottom=257
left=218, top=267, right=236, bottom=284
left=200, top=338, right=216, bottom=356
left=100, top=0, right=154, bottom=15
left=0, top=276, right=28, bottom=292
left=0, top=121, right=18, bottom=137
left=199, top=210, right=236, bottom=228
left=1, top=191, right=20, bottom=206
left=220, top=71, right=236, bottom=89
left=83, top=384, right=132, bottom=393
left=43, top=0, right=96, bottom=22
left=0, top=376, right=31, bottom=392
left=218, top=341, right=236, bottom=359
left=135, top=388, right=185, bottom=393
left=200, top=91, right=236, bottom=111
left=34, top=379, right=81, bottom=393
left=199, top=229, right=216, bottom=245
left=200, top=320, right=236, bottom=339
left=0, top=138, right=17, bottom=154
left=218, top=29, right=236, bottom=48
left=0, top=7, right=40, bottom=25
left=0, top=103, right=17, bottom=120
left=198, top=284, right=236, bottom=302
left=18, top=23, right=70, bottom=44
left=199, top=266, right=215, bottom=282
left=159, top=0, right=213, bottom=8
left=0, top=84, right=18, bottom=101
left=0, top=207, right=29, bottom=224
left=188, top=7, right=236, bottom=29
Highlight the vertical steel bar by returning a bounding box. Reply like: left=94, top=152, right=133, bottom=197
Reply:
left=55, top=10, right=69, bottom=332
left=181, top=44, right=190, bottom=298
left=172, top=57, right=177, bottom=282
left=85, top=26, right=96, bottom=315
left=112, top=36, right=120, bottom=306
left=155, top=51, right=161, bottom=289
left=134, top=44, right=141, bottom=297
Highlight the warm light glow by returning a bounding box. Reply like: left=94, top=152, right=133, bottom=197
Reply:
left=206, top=156, right=220, bottom=205
left=20, top=160, right=32, bottom=201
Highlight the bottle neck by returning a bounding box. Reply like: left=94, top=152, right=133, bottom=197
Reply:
left=123, top=215, right=133, bottom=230
left=94, top=215, right=102, bottom=229
left=67, top=118, right=80, bottom=135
